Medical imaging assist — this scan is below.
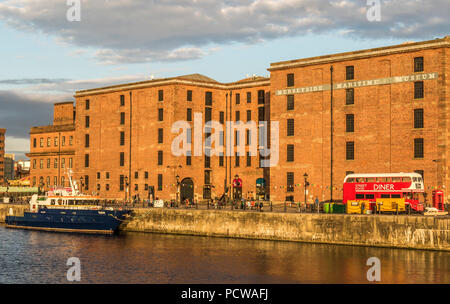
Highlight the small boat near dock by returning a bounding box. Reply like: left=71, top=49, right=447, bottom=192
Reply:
left=5, top=171, right=132, bottom=234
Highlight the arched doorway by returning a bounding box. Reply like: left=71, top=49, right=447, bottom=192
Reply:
left=180, top=178, right=194, bottom=203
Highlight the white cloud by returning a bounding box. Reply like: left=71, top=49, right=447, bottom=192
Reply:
left=0, top=0, right=447, bottom=64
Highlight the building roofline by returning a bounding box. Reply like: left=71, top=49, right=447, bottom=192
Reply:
left=269, top=36, right=450, bottom=71
left=54, top=101, right=74, bottom=105
left=30, top=124, right=75, bottom=134
left=74, top=75, right=270, bottom=98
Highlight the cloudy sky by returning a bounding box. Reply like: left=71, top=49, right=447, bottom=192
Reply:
left=0, top=0, right=448, bottom=159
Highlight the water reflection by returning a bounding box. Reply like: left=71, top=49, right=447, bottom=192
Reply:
left=0, top=226, right=448, bottom=284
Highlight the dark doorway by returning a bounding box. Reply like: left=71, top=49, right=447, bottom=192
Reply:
left=180, top=178, right=194, bottom=202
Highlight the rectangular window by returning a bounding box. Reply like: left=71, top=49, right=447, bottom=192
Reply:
left=287, top=172, right=294, bottom=192
left=235, top=111, right=240, bottom=121
left=69, top=158, right=73, bottom=169
left=47, top=158, right=50, bottom=169
left=54, top=176, right=58, bottom=186
left=158, top=174, right=163, bottom=191
left=346, top=88, right=354, bottom=105
left=120, top=131, right=125, bottom=146
left=85, top=134, right=90, bottom=148
left=158, top=128, right=163, bottom=144
left=144, top=172, right=148, bottom=179
left=187, top=108, right=192, bottom=121
left=33, top=138, right=37, bottom=148
left=247, top=92, right=251, bottom=103
left=54, top=137, right=58, bottom=147
left=246, top=110, right=251, bottom=122
left=69, top=136, right=73, bottom=145
left=235, top=154, right=240, bottom=167
left=204, top=155, right=211, bottom=168
left=61, top=136, right=65, bottom=146
left=287, top=73, right=294, bottom=87
left=346, top=114, right=354, bottom=132
left=106, top=184, right=110, bottom=191
left=219, top=155, right=224, bottom=167
left=414, top=109, right=424, bottom=129
left=414, top=138, right=424, bottom=158
left=120, top=95, right=125, bottom=106
left=287, top=144, right=294, bottom=162
left=134, top=171, right=138, bottom=179
left=158, top=151, right=163, bottom=165
left=47, top=137, right=51, bottom=147
left=346, top=66, right=354, bottom=80
left=54, top=158, right=58, bottom=169
left=120, top=152, right=125, bottom=167
left=287, top=119, right=294, bottom=136
left=235, top=93, right=240, bottom=105
left=85, top=154, right=89, bottom=168
left=97, top=172, right=101, bottom=179
left=414, top=81, right=424, bottom=99
left=187, top=90, right=192, bottom=101
left=120, top=175, right=124, bottom=191
left=246, top=129, right=251, bottom=146
left=40, top=159, right=43, bottom=169
left=85, top=99, right=90, bottom=110
left=40, top=138, right=44, bottom=147
left=287, top=95, right=294, bottom=110
left=33, top=159, right=36, bottom=169
left=346, top=142, right=355, bottom=160
left=258, top=107, right=265, bottom=121
left=158, top=108, right=164, bottom=121
left=61, top=176, right=65, bottom=187
left=258, top=90, right=265, bottom=105
left=186, top=155, right=192, bottom=166
left=219, top=111, right=225, bottom=124
left=85, top=116, right=90, bottom=128
left=120, top=112, right=125, bottom=125
left=205, top=107, right=212, bottom=122
left=205, top=91, right=212, bottom=106
left=414, top=57, right=424, bottom=73
left=158, top=90, right=164, bottom=101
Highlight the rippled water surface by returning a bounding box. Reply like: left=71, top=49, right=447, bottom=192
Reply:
left=0, top=225, right=448, bottom=284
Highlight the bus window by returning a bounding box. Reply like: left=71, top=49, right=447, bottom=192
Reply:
left=383, top=177, right=390, bottom=182
left=413, top=177, right=418, bottom=182
left=356, top=178, right=363, bottom=183
left=366, top=177, right=375, bottom=183
left=391, top=194, right=401, bottom=198
left=402, top=177, right=410, bottom=182
left=381, top=194, right=390, bottom=198
left=392, top=177, right=401, bottom=182
left=347, top=178, right=355, bottom=183
left=365, top=194, right=375, bottom=199
left=356, top=194, right=365, bottom=199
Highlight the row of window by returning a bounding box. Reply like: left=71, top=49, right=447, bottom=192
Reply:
left=286, top=57, right=424, bottom=88
left=33, top=136, right=73, bottom=148
left=33, top=158, right=73, bottom=169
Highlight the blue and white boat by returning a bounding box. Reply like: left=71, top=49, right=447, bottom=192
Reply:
left=5, top=171, right=131, bottom=234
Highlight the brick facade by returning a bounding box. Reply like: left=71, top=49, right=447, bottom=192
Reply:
left=27, top=36, right=450, bottom=203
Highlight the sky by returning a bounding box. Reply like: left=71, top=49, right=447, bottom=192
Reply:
left=0, top=0, right=448, bottom=160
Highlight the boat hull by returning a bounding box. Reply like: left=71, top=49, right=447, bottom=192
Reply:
left=5, top=208, right=131, bottom=234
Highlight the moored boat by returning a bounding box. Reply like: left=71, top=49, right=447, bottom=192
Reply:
left=5, top=171, right=132, bottom=234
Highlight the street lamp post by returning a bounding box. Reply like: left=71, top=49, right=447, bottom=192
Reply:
left=176, top=174, right=180, bottom=205
left=124, top=176, right=129, bottom=203
left=304, top=173, right=308, bottom=206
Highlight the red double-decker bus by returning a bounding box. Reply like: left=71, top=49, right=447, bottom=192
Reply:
left=343, top=173, right=425, bottom=212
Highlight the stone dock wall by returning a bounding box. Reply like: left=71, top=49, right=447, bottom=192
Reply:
left=123, top=208, right=450, bottom=251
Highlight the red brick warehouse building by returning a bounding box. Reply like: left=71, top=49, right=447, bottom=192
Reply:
left=27, top=36, right=449, bottom=203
